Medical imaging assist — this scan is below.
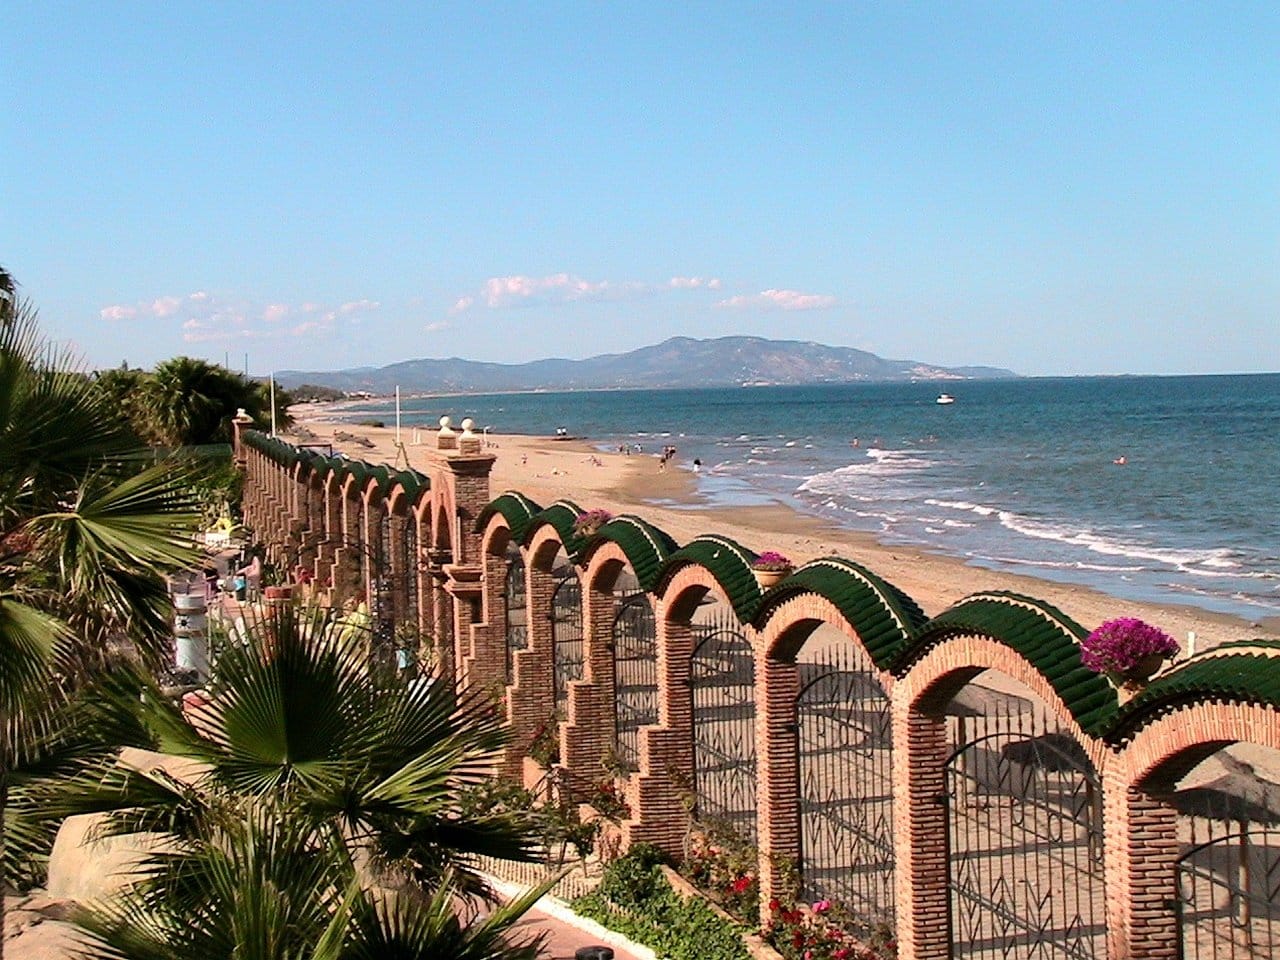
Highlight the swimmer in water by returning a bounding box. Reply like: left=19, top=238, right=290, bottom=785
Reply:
left=1113, top=456, right=1127, bottom=466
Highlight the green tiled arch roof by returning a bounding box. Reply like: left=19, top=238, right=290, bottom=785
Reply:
left=475, top=491, right=544, bottom=542
left=658, top=534, right=762, bottom=623
left=339, top=459, right=369, bottom=490
left=591, top=515, right=680, bottom=592
left=394, top=468, right=429, bottom=500
left=753, top=557, right=928, bottom=670
left=905, top=591, right=1117, bottom=737
left=523, top=499, right=586, bottom=558
left=1106, top=640, right=1280, bottom=744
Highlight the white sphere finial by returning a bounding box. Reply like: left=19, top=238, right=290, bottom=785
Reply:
left=439, top=415, right=451, bottom=429
left=461, top=417, right=475, bottom=436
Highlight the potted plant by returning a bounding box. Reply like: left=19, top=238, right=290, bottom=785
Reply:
left=1080, top=617, right=1179, bottom=693
left=751, top=550, right=795, bottom=589
left=573, top=508, right=614, bottom=538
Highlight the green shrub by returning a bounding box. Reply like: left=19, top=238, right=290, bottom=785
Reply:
left=573, top=850, right=750, bottom=960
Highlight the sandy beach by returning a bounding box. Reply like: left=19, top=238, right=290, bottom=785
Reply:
left=288, top=404, right=1279, bottom=650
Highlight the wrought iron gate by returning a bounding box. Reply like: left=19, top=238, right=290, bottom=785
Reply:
left=1177, top=823, right=1280, bottom=956
left=504, top=547, right=527, bottom=683
left=402, top=517, right=418, bottom=628
left=946, top=725, right=1106, bottom=959
left=796, top=645, right=895, bottom=927
left=691, top=607, right=757, bottom=842
left=551, top=573, right=583, bottom=708
left=613, top=593, right=657, bottom=771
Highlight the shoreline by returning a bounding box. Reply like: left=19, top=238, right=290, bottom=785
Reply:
left=287, top=404, right=1279, bottom=648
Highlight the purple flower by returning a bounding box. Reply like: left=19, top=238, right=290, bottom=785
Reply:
left=573, top=508, right=614, bottom=535
left=1081, top=617, right=1179, bottom=674
left=752, top=550, right=794, bottom=571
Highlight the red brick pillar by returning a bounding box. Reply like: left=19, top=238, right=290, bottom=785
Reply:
left=1105, top=767, right=1180, bottom=960
left=562, top=573, right=620, bottom=797
left=503, top=553, right=556, bottom=781
left=757, top=653, right=801, bottom=908
left=317, top=478, right=341, bottom=592
left=892, top=700, right=951, bottom=960
left=459, top=537, right=509, bottom=702
left=330, top=489, right=362, bottom=606
left=623, top=595, right=696, bottom=859
left=231, top=410, right=254, bottom=470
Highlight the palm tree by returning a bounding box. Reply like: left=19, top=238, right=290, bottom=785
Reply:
left=141, top=357, right=290, bottom=447
left=0, top=287, right=202, bottom=957
left=52, top=608, right=549, bottom=958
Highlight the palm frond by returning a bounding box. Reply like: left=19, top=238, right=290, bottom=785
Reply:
left=0, top=595, right=64, bottom=713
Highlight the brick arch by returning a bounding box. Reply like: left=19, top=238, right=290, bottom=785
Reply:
left=893, top=633, right=1109, bottom=960
left=479, top=512, right=515, bottom=560
left=756, top=594, right=898, bottom=910
left=559, top=541, right=642, bottom=795
left=583, top=540, right=630, bottom=595
left=501, top=523, right=574, bottom=784
left=1102, top=700, right=1280, bottom=960
left=1122, top=700, right=1280, bottom=789
left=621, top=561, right=727, bottom=857
left=658, top=563, right=721, bottom=627
left=761, top=592, right=898, bottom=680
left=898, top=634, right=1102, bottom=764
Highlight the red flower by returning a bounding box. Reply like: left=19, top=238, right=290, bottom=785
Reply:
left=730, top=874, right=753, bottom=894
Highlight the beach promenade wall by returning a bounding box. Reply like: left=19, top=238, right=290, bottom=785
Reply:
left=234, top=420, right=1280, bottom=960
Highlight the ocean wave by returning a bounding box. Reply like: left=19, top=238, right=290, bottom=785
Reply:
left=926, top=498, right=999, bottom=517
left=798, top=450, right=937, bottom=492
left=971, top=553, right=1149, bottom=574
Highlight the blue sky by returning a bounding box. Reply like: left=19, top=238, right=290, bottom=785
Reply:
left=6, top=3, right=1277, bottom=376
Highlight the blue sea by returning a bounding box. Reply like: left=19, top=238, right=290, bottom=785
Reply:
left=338, top=375, right=1280, bottom=623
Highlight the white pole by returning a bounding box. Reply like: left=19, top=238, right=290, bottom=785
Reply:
left=395, top=386, right=402, bottom=446
left=270, top=374, right=277, bottom=437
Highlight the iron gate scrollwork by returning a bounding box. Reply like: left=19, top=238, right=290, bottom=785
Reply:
left=613, top=592, right=657, bottom=771
left=946, top=727, right=1106, bottom=960
left=1176, top=818, right=1280, bottom=956
left=402, top=518, right=418, bottom=626
left=797, top=646, right=895, bottom=928
left=551, top=572, right=583, bottom=709
left=691, top=607, right=757, bottom=843
left=504, top=547, right=528, bottom=684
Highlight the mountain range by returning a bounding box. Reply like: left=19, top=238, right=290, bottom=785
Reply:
left=275, top=336, right=1017, bottom=394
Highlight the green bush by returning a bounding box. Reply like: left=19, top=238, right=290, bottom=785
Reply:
left=573, top=850, right=750, bottom=960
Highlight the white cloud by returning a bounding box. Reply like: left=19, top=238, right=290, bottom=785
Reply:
left=424, top=319, right=450, bottom=333
left=480, top=273, right=619, bottom=308
left=102, top=289, right=382, bottom=346
left=716, top=288, right=838, bottom=311
left=151, top=296, right=182, bottom=317
left=454, top=271, right=724, bottom=312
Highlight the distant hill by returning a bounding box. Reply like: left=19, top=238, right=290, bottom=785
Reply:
left=275, top=336, right=1017, bottom=394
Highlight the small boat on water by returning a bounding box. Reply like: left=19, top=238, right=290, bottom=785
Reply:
left=936, top=393, right=956, bottom=405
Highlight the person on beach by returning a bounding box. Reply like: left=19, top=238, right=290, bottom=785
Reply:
left=693, top=458, right=702, bottom=473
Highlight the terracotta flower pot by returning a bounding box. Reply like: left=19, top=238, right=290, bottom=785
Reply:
left=753, top=568, right=792, bottom=590
left=1122, top=653, right=1166, bottom=685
